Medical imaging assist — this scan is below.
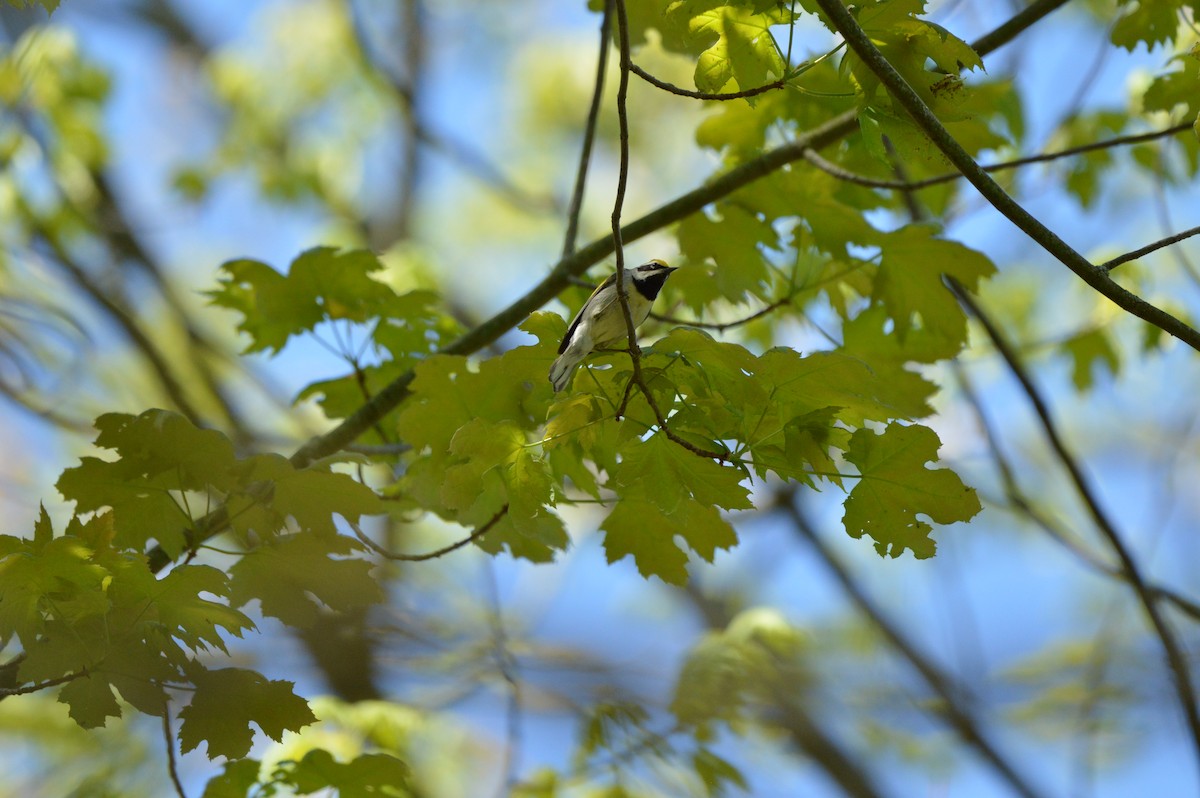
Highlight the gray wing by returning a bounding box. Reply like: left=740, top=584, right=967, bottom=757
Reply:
left=557, top=273, right=617, bottom=355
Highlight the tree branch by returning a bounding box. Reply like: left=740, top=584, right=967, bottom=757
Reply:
left=0, top=669, right=82, bottom=699
left=949, top=278, right=1200, bottom=773
left=351, top=505, right=508, bottom=562
left=162, top=698, right=188, bottom=798
left=562, top=0, right=612, bottom=259
left=813, top=0, right=1200, bottom=349
left=630, top=63, right=785, bottom=101
left=285, top=0, right=1104, bottom=470
left=781, top=494, right=1048, bottom=798
left=802, top=122, right=1192, bottom=191
left=152, top=0, right=1075, bottom=571
left=953, top=363, right=1200, bottom=624
left=610, top=0, right=727, bottom=463
left=968, top=0, right=1073, bottom=56
left=1101, top=224, right=1200, bottom=273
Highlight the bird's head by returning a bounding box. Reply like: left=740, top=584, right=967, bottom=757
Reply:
left=629, top=259, right=676, bottom=300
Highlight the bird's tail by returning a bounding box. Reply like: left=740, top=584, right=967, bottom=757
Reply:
left=549, top=352, right=579, bottom=392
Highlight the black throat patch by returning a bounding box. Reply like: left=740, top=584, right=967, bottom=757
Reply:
left=633, top=272, right=670, bottom=301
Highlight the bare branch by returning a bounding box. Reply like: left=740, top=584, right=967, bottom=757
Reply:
left=352, top=505, right=508, bottom=562
left=562, top=0, right=612, bottom=259
left=949, top=278, right=1200, bottom=772
left=781, top=494, right=1048, bottom=798
left=162, top=698, right=188, bottom=798
left=968, top=0, right=1073, bottom=55
left=610, top=0, right=728, bottom=463
left=156, top=0, right=1081, bottom=568
left=630, top=62, right=785, bottom=101
left=1102, top=224, right=1200, bottom=272
left=802, top=122, right=1193, bottom=191
left=814, top=0, right=1200, bottom=358
left=0, top=670, right=83, bottom=699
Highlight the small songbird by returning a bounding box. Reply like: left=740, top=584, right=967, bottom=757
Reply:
left=549, top=259, right=677, bottom=392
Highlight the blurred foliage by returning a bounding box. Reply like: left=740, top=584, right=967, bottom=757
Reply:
left=0, top=0, right=1198, bottom=796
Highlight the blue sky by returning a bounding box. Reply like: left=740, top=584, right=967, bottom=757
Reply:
left=4, top=1, right=1200, bottom=795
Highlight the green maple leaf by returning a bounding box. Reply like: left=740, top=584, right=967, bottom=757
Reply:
left=273, top=467, right=385, bottom=535
left=0, top=536, right=106, bottom=644
left=281, top=750, right=411, bottom=798
left=201, top=759, right=263, bottom=798
left=615, top=434, right=751, bottom=513
left=839, top=306, right=949, bottom=420
left=755, top=344, right=930, bottom=425
left=210, top=247, right=411, bottom=354
left=674, top=204, right=778, bottom=308
left=843, top=423, right=980, bottom=558
left=4, top=0, right=59, bottom=10
left=228, top=533, right=383, bottom=627
left=875, top=224, right=996, bottom=341
left=1111, top=1, right=1184, bottom=51
left=150, top=565, right=254, bottom=653
left=602, top=497, right=737, bottom=585
left=56, top=410, right=242, bottom=556
left=178, top=667, right=316, bottom=760
left=650, top=328, right=763, bottom=403
left=668, top=0, right=788, bottom=95
left=90, top=411, right=238, bottom=490
left=749, top=407, right=847, bottom=486
left=442, top=419, right=526, bottom=511
left=1063, top=328, right=1120, bottom=390
left=57, top=674, right=121, bottom=729
left=473, top=511, right=568, bottom=563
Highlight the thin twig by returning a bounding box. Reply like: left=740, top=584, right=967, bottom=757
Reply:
left=969, top=0, right=1072, bottom=55
left=815, top=0, right=1200, bottom=360
left=630, top=63, right=785, bottom=101
left=954, top=365, right=1200, bottom=624
left=1101, top=224, right=1200, bottom=273
left=1151, top=162, right=1200, bottom=289
left=782, top=494, right=1047, bottom=798
left=562, top=0, right=612, bottom=259
left=29, top=221, right=205, bottom=425
left=0, top=670, right=83, bottom=698
left=151, top=0, right=1075, bottom=570
left=650, top=294, right=795, bottom=332
left=162, top=697, right=188, bottom=798
left=352, top=505, right=508, bottom=562
left=610, top=0, right=727, bottom=462
left=950, top=278, right=1200, bottom=774
left=802, top=122, right=1192, bottom=191
left=483, top=564, right=523, bottom=798
left=348, top=1, right=556, bottom=215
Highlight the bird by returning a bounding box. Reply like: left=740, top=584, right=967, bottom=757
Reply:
left=549, top=259, right=677, bottom=392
